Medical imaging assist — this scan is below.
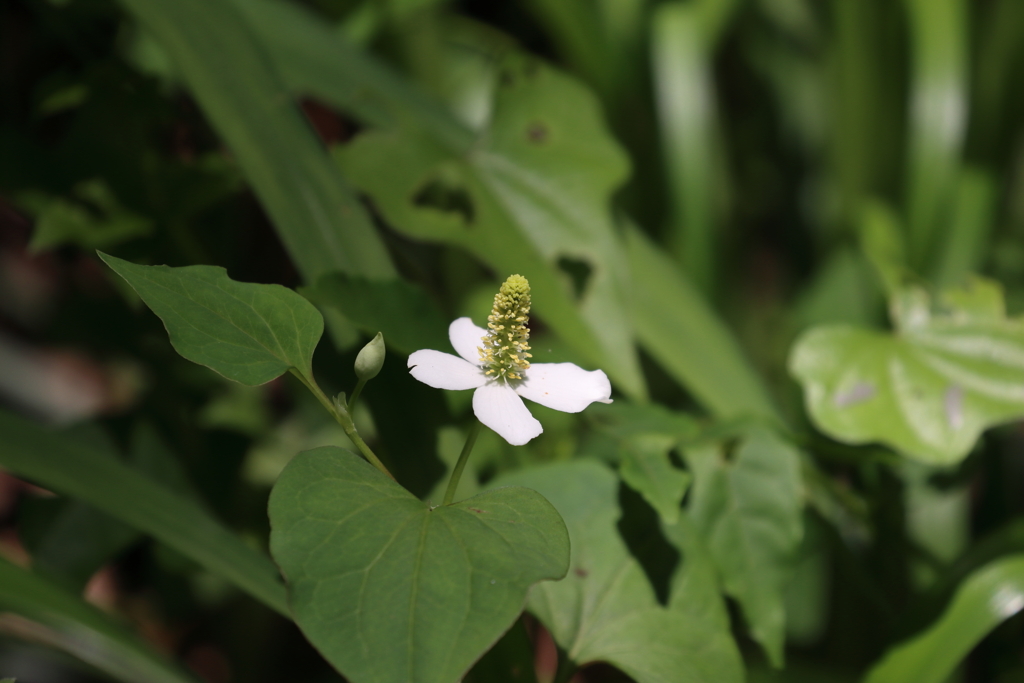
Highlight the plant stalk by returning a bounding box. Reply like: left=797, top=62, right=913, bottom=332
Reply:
left=443, top=420, right=482, bottom=505
left=290, top=369, right=395, bottom=480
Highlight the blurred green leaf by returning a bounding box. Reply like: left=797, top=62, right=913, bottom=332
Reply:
left=685, top=428, right=803, bottom=667
left=312, top=273, right=449, bottom=355
left=793, top=248, right=882, bottom=328
left=100, top=253, right=323, bottom=387
left=932, top=168, right=997, bottom=287
left=227, top=0, right=473, bottom=152
left=268, top=445, right=569, bottom=683
left=904, top=0, right=968, bottom=270
left=790, top=277, right=1024, bottom=464
left=117, top=0, right=396, bottom=286
left=625, top=225, right=779, bottom=420
left=0, top=409, right=288, bottom=617
left=864, top=554, right=1024, bottom=683
left=20, top=180, right=153, bottom=253
left=859, top=200, right=909, bottom=297
left=619, top=434, right=691, bottom=525
left=651, top=1, right=731, bottom=293
left=337, top=54, right=645, bottom=399
left=497, top=460, right=744, bottom=683
left=0, top=558, right=198, bottom=683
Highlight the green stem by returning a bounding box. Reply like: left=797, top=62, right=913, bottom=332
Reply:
left=443, top=420, right=482, bottom=506
left=347, top=378, right=367, bottom=411
left=289, top=369, right=395, bottom=480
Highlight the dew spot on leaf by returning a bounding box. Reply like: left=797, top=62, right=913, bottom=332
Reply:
left=834, top=382, right=876, bottom=408
left=945, top=385, right=964, bottom=430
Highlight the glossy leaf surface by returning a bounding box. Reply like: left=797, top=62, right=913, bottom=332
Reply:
left=790, top=278, right=1024, bottom=464
left=497, top=460, right=743, bottom=683
left=685, top=428, right=803, bottom=667
left=100, top=253, right=323, bottom=386
left=865, top=554, right=1024, bottom=683
left=337, top=54, right=644, bottom=399
left=268, top=446, right=569, bottom=683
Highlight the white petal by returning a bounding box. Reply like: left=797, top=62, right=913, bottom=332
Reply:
left=515, top=363, right=613, bottom=413
left=449, top=317, right=488, bottom=365
left=473, top=382, right=543, bottom=446
left=408, top=350, right=486, bottom=390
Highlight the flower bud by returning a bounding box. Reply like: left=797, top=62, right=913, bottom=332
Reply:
left=354, top=332, right=385, bottom=381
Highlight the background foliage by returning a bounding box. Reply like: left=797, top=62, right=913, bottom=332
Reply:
left=3, top=0, right=1024, bottom=681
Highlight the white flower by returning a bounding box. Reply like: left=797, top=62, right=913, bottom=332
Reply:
left=407, top=317, right=613, bottom=445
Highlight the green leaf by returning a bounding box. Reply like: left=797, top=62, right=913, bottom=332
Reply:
left=116, top=0, right=396, bottom=287
left=619, top=434, right=691, bottom=525
left=336, top=53, right=646, bottom=399
left=226, top=0, right=473, bottom=153
left=312, top=273, right=449, bottom=354
left=497, top=460, right=744, bottom=683
left=790, top=277, right=1024, bottom=464
left=685, top=428, right=804, bottom=667
left=904, top=0, right=968, bottom=271
left=268, top=446, right=569, bottom=683
left=865, top=554, right=1024, bottom=683
left=99, top=253, right=323, bottom=386
left=625, top=225, right=780, bottom=420
left=932, top=168, right=997, bottom=287
left=0, top=409, right=288, bottom=617
left=651, top=1, right=730, bottom=294
left=20, top=180, right=153, bottom=253
left=0, top=558, right=198, bottom=683
left=20, top=423, right=198, bottom=591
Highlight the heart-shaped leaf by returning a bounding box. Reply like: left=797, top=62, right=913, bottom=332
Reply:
left=790, top=277, right=1024, bottom=464
left=268, top=446, right=569, bottom=683
left=496, top=460, right=743, bottom=683
left=99, top=253, right=323, bottom=386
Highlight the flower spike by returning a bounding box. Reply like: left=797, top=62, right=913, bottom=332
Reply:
left=479, top=274, right=533, bottom=381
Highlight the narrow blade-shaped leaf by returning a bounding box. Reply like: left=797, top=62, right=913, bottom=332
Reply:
left=116, top=0, right=395, bottom=286
left=0, top=409, right=288, bottom=617
left=268, top=446, right=569, bottom=683
left=0, top=558, right=198, bottom=683
left=100, top=253, right=323, bottom=386
left=625, top=225, right=779, bottom=420
left=865, top=554, right=1024, bottom=683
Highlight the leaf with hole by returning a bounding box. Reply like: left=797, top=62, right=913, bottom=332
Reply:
left=790, top=277, right=1024, bottom=464
left=684, top=428, right=803, bottom=667
left=268, top=446, right=569, bottom=683
left=99, top=252, right=323, bottom=386
left=496, top=460, right=743, bottom=683
left=335, top=53, right=644, bottom=399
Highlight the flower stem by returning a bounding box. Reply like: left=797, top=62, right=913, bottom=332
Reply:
left=289, top=369, right=395, bottom=481
left=443, top=420, right=482, bottom=506
left=347, top=378, right=367, bottom=411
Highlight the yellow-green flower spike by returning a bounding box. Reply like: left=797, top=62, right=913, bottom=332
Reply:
left=479, top=275, right=533, bottom=381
